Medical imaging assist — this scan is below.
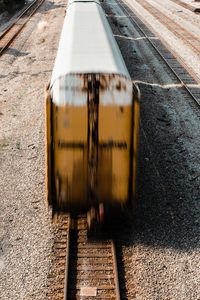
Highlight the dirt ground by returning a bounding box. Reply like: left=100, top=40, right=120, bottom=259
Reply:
left=0, top=0, right=199, bottom=299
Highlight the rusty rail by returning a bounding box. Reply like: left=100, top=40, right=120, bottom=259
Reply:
left=46, top=215, right=70, bottom=300
left=0, top=0, right=45, bottom=56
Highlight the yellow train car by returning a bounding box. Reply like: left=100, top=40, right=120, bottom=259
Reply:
left=45, top=0, right=140, bottom=223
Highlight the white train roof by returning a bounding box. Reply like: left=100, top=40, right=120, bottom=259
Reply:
left=50, top=1, right=130, bottom=88
left=67, top=0, right=101, bottom=7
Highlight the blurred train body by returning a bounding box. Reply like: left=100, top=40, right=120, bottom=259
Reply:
left=46, top=0, right=140, bottom=219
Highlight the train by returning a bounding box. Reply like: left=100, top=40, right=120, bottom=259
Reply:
left=45, top=0, right=140, bottom=227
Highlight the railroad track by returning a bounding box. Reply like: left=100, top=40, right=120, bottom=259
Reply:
left=115, top=0, right=200, bottom=107
left=170, top=0, right=200, bottom=13
left=0, top=0, right=45, bottom=56
left=134, top=0, right=200, bottom=57
left=47, top=215, right=121, bottom=300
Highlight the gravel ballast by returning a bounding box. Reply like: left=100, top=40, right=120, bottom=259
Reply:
left=103, top=0, right=200, bottom=299
left=0, top=0, right=66, bottom=299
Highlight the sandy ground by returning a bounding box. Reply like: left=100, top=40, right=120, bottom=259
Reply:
left=0, top=0, right=66, bottom=299
left=0, top=0, right=199, bottom=299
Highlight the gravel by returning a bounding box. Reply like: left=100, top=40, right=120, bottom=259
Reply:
left=0, top=0, right=66, bottom=299
left=103, top=0, right=200, bottom=299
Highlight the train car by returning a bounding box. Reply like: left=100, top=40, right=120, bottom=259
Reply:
left=45, top=0, right=140, bottom=225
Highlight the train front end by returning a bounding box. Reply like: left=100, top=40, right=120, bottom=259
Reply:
left=45, top=0, right=140, bottom=221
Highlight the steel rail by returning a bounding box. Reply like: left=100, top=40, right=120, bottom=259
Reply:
left=117, top=0, right=200, bottom=108
left=111, top=240, right=121, bottom=300
left=0, top=0, right=40, bottom=39
left=0, top=0, right=45, bottom=56
left=64, top=216, right=71, bottom=300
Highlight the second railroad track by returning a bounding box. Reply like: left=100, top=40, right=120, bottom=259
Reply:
left=0, top=0, right=45, bottom=56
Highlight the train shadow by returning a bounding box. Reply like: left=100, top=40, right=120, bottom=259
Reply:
left=101, top=80, right=199, bottom=254
left=6, top=48, right=29, bottom=57
left=132, top=89, right=200, bottom=251
left=39, top=0, right=66, bottom=14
